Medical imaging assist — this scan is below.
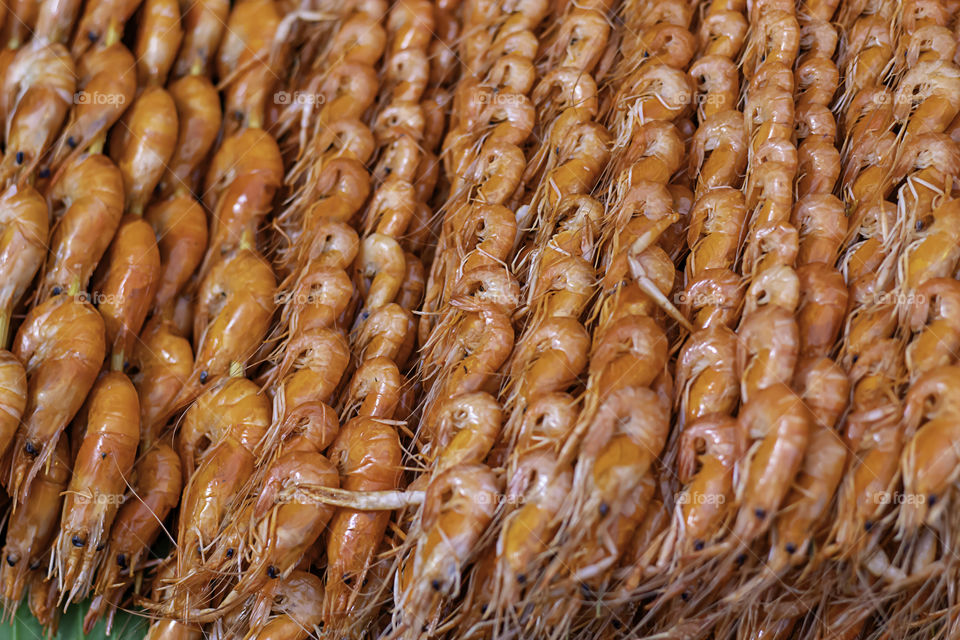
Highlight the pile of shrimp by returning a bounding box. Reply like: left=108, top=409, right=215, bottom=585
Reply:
left=4, top=0, right=960, bottom=638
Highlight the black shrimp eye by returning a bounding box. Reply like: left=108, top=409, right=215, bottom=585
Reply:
left=67, top=136, right=77, bottom=149
left=864, top=520, right=874, bottom=532
left=96, top=542, right=105, bottom=551
left=342, top=574, right=352, bottom=586
left=516, top=574, right=527, bottom=584
left=87, top=30, right=98, bottom=42
left=267, top=566, right=279, bottom=579
left=225, top=548, right=234, bottom=558
left=38, top=168, right=50, bottom=179
left=51, top=286, right=62, bottom=295
left=199, top=371, right=209, bottom=383
left=928, top=495, right=937, bottom=506
left=15, top=151, right=23, bottom=164
left=6, top=554, right=17, bottom=567
left=693, top=539, right=705, bottom=551
left=25, top=441, right=39, bottom=456
left=72, top=535, right=85, bottom=548
left=598, top=502, right=609, bottom=516
left=117, top=553, right=128, bottom=569
left=735, top=553, right=747, bottom=566
left=754, top=508, right=766, bottom=519
left=785, top=542, right=797, bottom=554
left=431, top=579, right=441, bottom=591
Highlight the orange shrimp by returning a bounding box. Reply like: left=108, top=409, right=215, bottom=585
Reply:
left=134, top=0, right=183, bottom=88
left=9, top=295, right=105, bottom=502
left=175, top=247, right=276, bottom=409
left=145, top=196, right=208, bottom=316
left=109, top=86, right=179, bottom=215
left=161, top=75, right=222, bottom=197
left=0, top=435, right=69, bottom=615
left=93, top=216, right=162, bottom=371
left=906, top=278, right=960, bottom=379
left=0, top=183, right=47, bottom=347
left=84, top=440, right=181, bottom=634
left=70, top=0, right=142, bottom=56
left=395, top=464, right=499, bottom=635
left=130, top=318, right=193, bottom=447
left=795, top=264, right=849, bottom=359
left=41, top=153, right=125, bottom=300
left=1, top=0, right=38, bottom=49
left=323, top=416, right=403, bottom=631
left=676, top=325, right=739, bottom=426
left=177, top=377, right=271, bottom=482
left=49, top=41, right=137, bottom=172
left=216, top=0, right=281, bottom=132
left=732, top=383, right=811, bottom=543
left=55, top=371, right=140, bottom=604
left=0, top=39, right=75, bottom=182
left=248, top=571, right=324, bottom=640
left=173, top=378, right=269, bottom=600
left=173, top=0, right=228, bottom=77
left=737, top=305, right=799, bottom=403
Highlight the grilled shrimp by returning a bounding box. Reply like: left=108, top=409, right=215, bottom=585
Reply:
left=0, top=183, right=47, bottom=347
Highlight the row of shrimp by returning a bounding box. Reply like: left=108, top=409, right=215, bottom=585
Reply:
left=389, top=0, right=553, bottom=630
left=451, top=0, right=620, bottom=630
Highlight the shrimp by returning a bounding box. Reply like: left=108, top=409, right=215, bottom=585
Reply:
left=109, top=86, right=179, bottom=215
left=689, top=56, right=740, bottom=120
left=55, top=371, right=140, bottom=604
left=675, top=325, right=739, bottom=426
left=161, top=75, right=223, bottom=197
left=906, top=278, right=960, bottom=378
left=0, top=435, right=69, bottom=615
left=41, top=153, right=125, bottom=300
left=203, top=450, right=339, bottom=618
left=615, top=63, right=695, bottom=123
left=248, top=571, right=324, bottom=640
left=795, top=264, right=848, bottom=359
left=0, top=39, right=75, bottom=182
left=2, top=0, right=39, bottom=49
left=340, top=357, right=402, bottom=420
left=9, top=295, right=105, bottom=502
left=421, top=391, right=501, bottom=471
left=130, top=318, right=193, bottom=447
left=893, top=60, right=960, bottom=134
left=135, top=0, right=183, bottom=88
left=173, top=0, right=228, bottom=77
left=732, top=383, right=811, bottom=543
left=395, top=464, right=499, bottom=635
left=690, top=110, right=748, bottom=194
left=177, top=376, right=271, bottom=481
left=507, top=317, right=590, bottom=405
left=173, top=379, right=269, bottom=599
left=145, top=196, right=208, bottom=316
left=323, top=417, right=402, bottom=632
left=355, top=233, right=406, bottom=311
left=175, top=247, right=276, bottom=409
left=0, top=183, right=47, bottom=347
left=668, top=415, right=741, bottom=557
left=686, top=187, right=747, bottom=278
left=93, top=216, right=162, bottom=371
left=278, top=264, right=354, bottom=334
left=70, top=0, right=142, bottom=56
left=737, top=305, right=800, bottom=403
left=699, top=10, right=748, bottom=58
left=589, top=316, right=669, bottom=396
left=49, top=41, right=137, bottom=172
left=84, top=441, right=181, bottom=634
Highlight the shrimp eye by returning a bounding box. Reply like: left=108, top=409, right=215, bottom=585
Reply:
left=96, top=542, right=105, bottom=551
left=343, top=574, right=352, bottom=585
left=38, top=168, right=50, bottom=179
left=693, top=540, right=705, bottom=551
left=87, top=30, right=98, bottom=42
left=24, top=441, right=38, bottom=455
left=916, top=215, right=934, bottom=231
left=735, top=553, right=747, bottom=566
left=681, top=592, right=690, bottom=601
left=15, top=151, right=23, bottom=164
left=517, top=574, right=527, bottom=585
left=928, top=495, right=937, bottom=506
left=480, top=604, right=488, bottom=614
left=431, top=579, right=441, bottom=591
left=51, top=286, right=62, bottom=295
left=754, top=508, right=766, bottom=519
left=267, top=566, right=279, bottom=579
left=6, top=554, right=17, bottom=567
left=67, top=137, right=77, bottom=149
left=598, top=502, right=609, bottom=516
left=199, top=371, right=209, bottom=383
left=864, top=520, right=874, bottom=532
left=225, top=548, right=234, bottom=558
left=785, top=543, right=797, bottom=554
left=612, top=619, right=622, bottom=629
left=72, top=535, right=86, bottom=548
left=117, top=554, right=128, bottom=569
